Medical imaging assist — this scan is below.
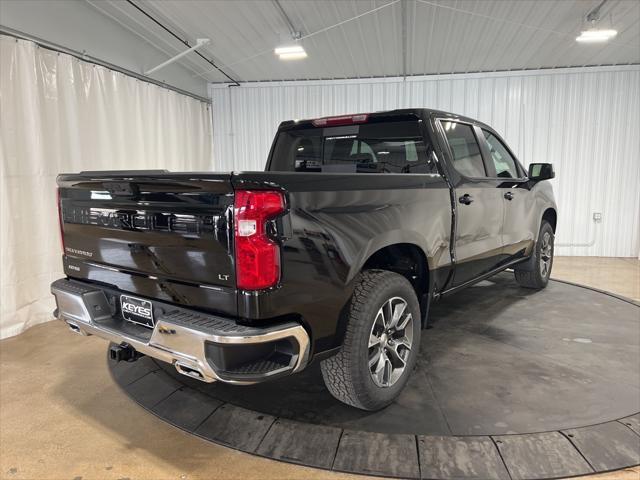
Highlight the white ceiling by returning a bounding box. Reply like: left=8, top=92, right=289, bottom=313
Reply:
left=91, top=0, right=640, bottom=84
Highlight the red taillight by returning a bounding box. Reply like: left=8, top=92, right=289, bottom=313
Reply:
left=234, top=190, right=285, bottom=290
left=57, top=187, right=65, bottom=253
left=312, top=113, right=369, bottom=127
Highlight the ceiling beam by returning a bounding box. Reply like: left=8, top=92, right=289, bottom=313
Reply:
left=272, top=0, right=302, bottom=40
left=145, top=38, right=210, bottom=75
left=125, top=0, right=240, bottom=85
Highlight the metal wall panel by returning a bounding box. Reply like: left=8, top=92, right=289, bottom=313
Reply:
left=210, top=66, right=640, bottom=257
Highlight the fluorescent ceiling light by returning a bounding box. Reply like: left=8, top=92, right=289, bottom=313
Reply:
left=576, top=29, right=618, bottom=42
left=278, top=52, right=307, bottom=60
left=275, top=44, right=307, bottom=60
left=275, top=45, right=304, bottom=55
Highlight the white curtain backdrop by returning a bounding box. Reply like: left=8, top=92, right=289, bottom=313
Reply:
left=0, top=36, right=213, bottom=339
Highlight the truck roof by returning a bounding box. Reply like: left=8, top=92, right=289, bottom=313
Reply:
left=278, top=108, right=492, bottom=131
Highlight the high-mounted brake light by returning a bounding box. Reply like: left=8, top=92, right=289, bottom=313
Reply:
left=57, top=187, right=65, bottom=253
left=312, top=114, right=369, bottom=127
left=234, top=190, right=285, bottom=290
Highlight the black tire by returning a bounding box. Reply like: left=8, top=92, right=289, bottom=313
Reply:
left=514, top=220, right=554, bottom=289
left=320, top=270, right=421, bottom=411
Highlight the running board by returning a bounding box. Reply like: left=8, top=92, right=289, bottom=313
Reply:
left=434, top=256, right=530, bottom=299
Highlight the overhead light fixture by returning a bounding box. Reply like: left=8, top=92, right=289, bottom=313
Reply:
left=576, top=0, right=617, bottom=43
left=576, top=29, right=617, bottom=42
left=275, top=45, right=307, bottom=60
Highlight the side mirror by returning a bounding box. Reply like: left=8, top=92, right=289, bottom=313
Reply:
left=528, top=163, right=555, bottom=181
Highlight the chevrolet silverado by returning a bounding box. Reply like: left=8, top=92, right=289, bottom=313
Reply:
left=51, top=108, right=557, bottom=410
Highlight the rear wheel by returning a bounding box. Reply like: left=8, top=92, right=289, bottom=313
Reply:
left=514, top=220, right=554, bottom=289
left=320, top=270, right=421, bottom=411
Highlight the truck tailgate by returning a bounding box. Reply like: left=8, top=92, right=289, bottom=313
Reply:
left=57, top=172, right=237, bottom=316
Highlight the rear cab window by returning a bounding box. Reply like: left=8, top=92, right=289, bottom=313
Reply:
left=269, top=117, right=438, bottom=174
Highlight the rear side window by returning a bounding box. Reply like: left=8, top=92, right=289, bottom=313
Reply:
left=270, top=120, right=437, bottom=174
left=441, top=121, right=486, bottom=178
left=482, top=130, right=520, bottom=178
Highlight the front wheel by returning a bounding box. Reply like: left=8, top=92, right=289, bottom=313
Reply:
left=514, top=220, right=554, bottom=289
left=320, top=270, right=421, bottom=411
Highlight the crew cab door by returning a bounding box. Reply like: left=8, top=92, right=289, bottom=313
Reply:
left=478, top=129, right=536, bottom=259
left=437, top=120, right=505, bottom=286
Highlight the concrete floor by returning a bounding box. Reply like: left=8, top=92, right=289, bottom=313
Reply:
left=1, top=257, right=638, bottom=480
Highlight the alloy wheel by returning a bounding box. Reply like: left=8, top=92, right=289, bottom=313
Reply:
left=540, top=231, right=553, bottom=278
left=368, top=296, right=414, bottom=388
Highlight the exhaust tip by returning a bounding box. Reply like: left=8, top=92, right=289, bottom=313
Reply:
left=67, top=322, right=80, bottom=333
left=175, top=362, right=206, bottom=381
left=66, top=321, right=89, bottom=336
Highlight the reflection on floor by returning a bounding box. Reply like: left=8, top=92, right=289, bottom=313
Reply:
left=552, top=256, right=639, bottom=302
left=0, top=257, right=638, bottom=480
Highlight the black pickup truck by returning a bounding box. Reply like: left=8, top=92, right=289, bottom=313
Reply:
left=51, top=108, right=556, bottom=411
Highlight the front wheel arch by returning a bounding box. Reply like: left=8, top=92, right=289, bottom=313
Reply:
left=541, top=207, right=557, bottom=233
left=515, top=220, right=554, bottom=289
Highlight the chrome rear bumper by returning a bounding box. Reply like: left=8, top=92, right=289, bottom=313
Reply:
left=51, top=278, right=310, bottom=385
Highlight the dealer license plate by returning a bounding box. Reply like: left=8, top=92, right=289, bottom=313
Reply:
left=120, top=295, right=155, bottom=328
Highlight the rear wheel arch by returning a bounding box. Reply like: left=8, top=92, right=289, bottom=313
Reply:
left=320, top=269, right=422, bottom=410
left=332, top=243, right=431, bottom=351
left=362, top=243, right=430, bottom=322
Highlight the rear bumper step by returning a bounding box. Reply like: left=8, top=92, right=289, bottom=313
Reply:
left=51, top=278, right=310, bottom=384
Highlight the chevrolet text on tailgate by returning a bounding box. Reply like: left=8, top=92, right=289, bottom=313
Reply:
left=51, top=109, right=557, bottom=410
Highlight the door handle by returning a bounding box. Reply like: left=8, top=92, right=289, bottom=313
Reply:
left=458, top=193, right=474, bottom=205
left=504, top=192, right=514, bottom=201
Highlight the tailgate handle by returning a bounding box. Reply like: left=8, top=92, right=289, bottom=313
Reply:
left=104, top=182, right=139, bottom=197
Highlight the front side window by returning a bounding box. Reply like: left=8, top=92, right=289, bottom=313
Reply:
left=441, top=121, right=486, bottom=178
left=482, top=130, right=520, bottom=178
left=270, top=119, right=437, bottom=174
